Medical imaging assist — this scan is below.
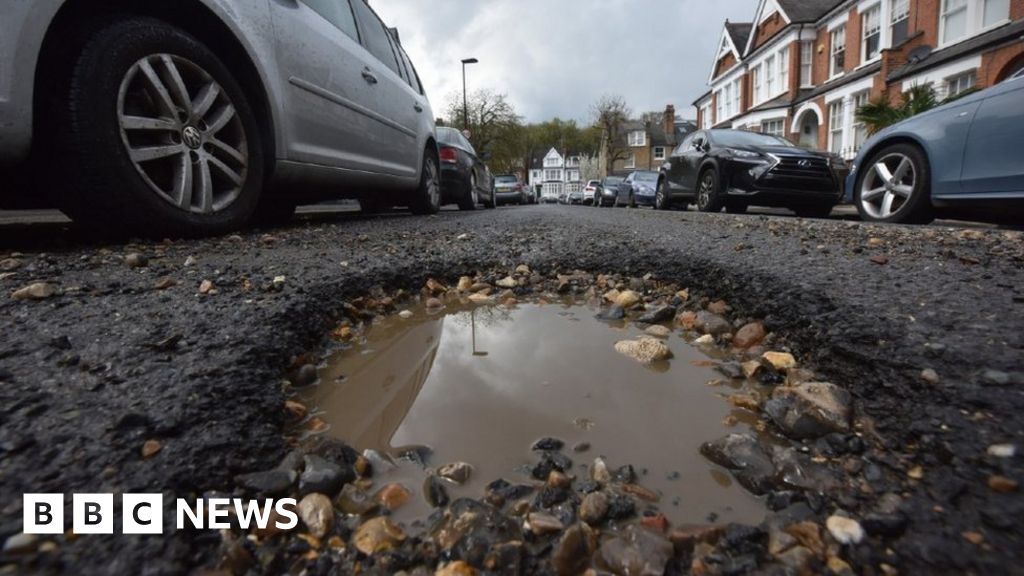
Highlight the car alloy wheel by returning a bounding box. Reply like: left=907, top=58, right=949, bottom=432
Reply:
left=698, top=174, right=713, bottom=210
left=655, top=183, right=666, bottom=210
left=859, top=152, right=916, bottom=220
left=117, top=53, right=248, bottom=214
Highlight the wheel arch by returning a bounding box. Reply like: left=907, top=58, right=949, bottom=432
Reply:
left=852, top=135, right=931, bottom=196
left=33, top=0, right=278, bottom=180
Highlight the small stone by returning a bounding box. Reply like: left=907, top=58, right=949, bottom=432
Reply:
left=272, top=275, right=286, bottom=289
left=0, top=258, right=23, bottom=272
left=762, top=352, right=797, bottom=371
left=457, top=276, right=473, bottom=291
left=516, top=265, right=531, bottom=275
left=638, top=306, right=675, bottom=324
left=988, top=475, right=1019, bottom=493
left=826, top=516, right=864, bottom=545
left=987, top=444, right=1017, bottom=458
left=592, top=458, right=612, bottom=484
left=398, top=310, right=414, bottom=319
left=867, top=237, right=884, bottom=247
left=154, top=277, right=177, bottom=290
left=920, top=368, right=940, bottom=384
left=615, top=290, right=641, bottom=308
left=437, top=462, right=473, bottom=484
left=870, top=255, right=890, bottom=265
left=375, top=483, right=412, bottom=511
left=596, top=305, right=626, bottom=321
left=468, top=293, right=493, bottom=304
left=677, top=311, right=697, bottom=329
left=198, top=280, right=215, bottom=294
left=694, top=334, right=715, bottom=345
left=547, top=470, right=572, bottom=489
left=553, top=523, right=598, bottom=576
left=694, top=311, right=732, bottom=336
left=573, top=442, right=591, bottom=453
left=236, top=469, right=296, bottom=496
left=980, top=370, right=1011, bottom=386
left=599, top=525, right=673, bottom=576
left=354, top=517, right=406, bottom=555
left=827, top=556, right=854, bottom=575
left=497, top=276, right=518, bottom=289
left=908, top=466, right=924, bottom=480
left=125, top=253, right=148, bottom=268
left=284, top=399, right=308, bottom=420
left=764, top=382, right=852, bottom=439
left=436, top=561, right=477, bottom=576
left=426, top=278, right=446, bottom=294
left=614, top=338, right=673, bottom=364
left=300, top=455, right=351, bottom=496
left=707, top=300, right=728, bottom=315
left=426, top=297, right=444, bottom=309
left=337, top=483, right=376, bottom=516
left=528, top=512, right=564, bottom=535
left=622, top=483, right=660, bottom=502
left=742, top=360, right=763, bottom=378
left=579, top=492, right=609, bottom=525
left=645, top=325, right=671, bottom=338
left=298, top=493, right=333, bottom=538
left=641, top=514, right=669, bottom=533
left=962, top=531, right=985, bottom=545
left=728, top=394, right=761, bottom=412
left=533, top=437, right=565, bottom=451
left=293, top=364, right=318, bottom=387
left=11, top=282, right=58, bottom=300
left=2, top=533, right=38, bottom=555
left=733, top=322, right=767, bottom=349
left=424, top=475, right=450, bottom=508
left=141, top=440, right=162, bottom=459
left=183, top=255, right=197, bottom=267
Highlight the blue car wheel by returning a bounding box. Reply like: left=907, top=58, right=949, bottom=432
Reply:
left=854, top=143, right=934, bottom=224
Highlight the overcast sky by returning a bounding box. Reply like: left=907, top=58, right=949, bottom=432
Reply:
left=373, top=0, right=757, bottom=124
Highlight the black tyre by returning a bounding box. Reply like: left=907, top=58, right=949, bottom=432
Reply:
left=655, top=179, right=671, bottom=210
left=55, top=17, right=264, bottom=237
left=457, top=174, right=479, bottom=211
left=251, top=198, right=297, bottom=227
left=409, top=150, right=441, bottom=215
left=696, top=168, right=724, bottom=213
left=629, top=193, right=637, bottom=208
left=854, top=143, right=934, bottom=224
left=725, top=201, right=748, bottom=214
left=793, top=204, right=834, bottom=218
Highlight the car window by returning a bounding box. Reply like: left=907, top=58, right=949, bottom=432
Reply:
left=436, top=128, right=461, bottom=148
left=675, top=133, right=695, bottom=155
left=691, top=133, right=706, bottom=150
left=496, top=176, right=518, bottom=184
left=351, top=0, right=402, bottom=76
left=302, top=0, right=360, bottom=40
left=397, top=46, right=424, bottom=94
left=635, top=172, right=658, bottom=182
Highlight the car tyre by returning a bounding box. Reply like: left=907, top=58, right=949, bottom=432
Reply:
left=854, top=143, right=934, bottom=224
left=409, top=150, right=441, bottom=215
left=696, top=168, right=725, bottom=213
left=457, top=174, right=478, bottom=211
left=54, top=17, right=264, bottom=237
left=655, top=179, right=671, bottom=210
left=629, top=193, right=637, bottom=209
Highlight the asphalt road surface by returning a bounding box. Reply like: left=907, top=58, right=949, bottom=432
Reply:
left=1, top=204, right=1022, bottom=574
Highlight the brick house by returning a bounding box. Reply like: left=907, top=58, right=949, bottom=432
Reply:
left=608, top=105, right=697, bottom=173
left=693, top=0, right=1024, bottom=159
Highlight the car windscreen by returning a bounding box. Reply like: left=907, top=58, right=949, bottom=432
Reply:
left=495, top=176, right=518, bottom=184
left=709, top=130, right=791, bottom=148
left=634, top=172, right=658, bottom=182
left=603, top=178, right=624, bottom=186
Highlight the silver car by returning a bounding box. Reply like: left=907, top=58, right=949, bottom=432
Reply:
left=0, top=0, right=439, bottom=236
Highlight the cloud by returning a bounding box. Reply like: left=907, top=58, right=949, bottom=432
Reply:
left=372, top=0, right=758, bottom=123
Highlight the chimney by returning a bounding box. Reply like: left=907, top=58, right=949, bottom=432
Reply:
left=663, top=105, right=675, bottom=138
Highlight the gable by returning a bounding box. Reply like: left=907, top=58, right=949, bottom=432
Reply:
left=543, top=148, right=562, bottom=162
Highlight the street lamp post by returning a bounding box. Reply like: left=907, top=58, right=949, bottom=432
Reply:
left=461, top=58, right=478, bottom=130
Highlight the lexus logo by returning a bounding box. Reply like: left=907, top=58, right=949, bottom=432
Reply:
left=797, top=159, right=812, bottom=168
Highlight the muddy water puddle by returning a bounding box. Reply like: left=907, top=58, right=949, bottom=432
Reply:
left=301, top=299, right=767, bottom=529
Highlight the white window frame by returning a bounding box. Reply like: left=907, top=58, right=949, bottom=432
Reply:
left=700, top=102, right=712, bottom=128
left=983, top=0, right=1011, bottom=28
left=753, top=66, right=763, bottom=104
left=828, top=100, right=844, bottom=154
left=544, top=169, right=562, bottom=181
left=939, top=0, right=1010, bottom=47
left=653, top=147, right=666, bottom=161
left=941, top=0, right=969, bottom=45
left=624, top=153, right=636, bottom=169
left=830, top=25, right=847, bottom=79
left=628, top=130, right=647, bottom=147
left=731, top=78, right=742, bottom=116
left=766, top=54, right=777, bottom=97
left=851, top=90, right=871, bottom=152
left=779, top=46, right=790, bottom=92
left=861, top=4, right=882, bottom=63
left=762, top=119, right=785, bottom=137
left=715, top=90, right=724, bottom=124
left=800, top=41, right=813, bottom=87
left=890, top=0, right=910, bottom=45
left=946, top=70, right=977, bottom=97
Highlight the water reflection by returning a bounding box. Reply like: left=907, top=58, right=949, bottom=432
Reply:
left=306, top=302, right=766, bottom=525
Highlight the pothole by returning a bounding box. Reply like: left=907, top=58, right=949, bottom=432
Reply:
left=301, top=298, right=770, bottom=528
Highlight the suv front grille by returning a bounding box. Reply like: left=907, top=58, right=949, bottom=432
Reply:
left=770, top=155, right=832, bottom=179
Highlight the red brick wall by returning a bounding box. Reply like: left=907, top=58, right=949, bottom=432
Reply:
left=816, top=96, right=829, bottom=151
left=1013, top=0, right=1024, bottom=19
left=715, top=53, right=737, bottom=78
left=753, top=12, right=788, bottom=50
left=846, top=7, right=862, bottom=71
left=787, top=39, right=802, bottom=97
left=912, top=0, right=941, bottom=48
left=980, top=42, right=1024, bottom=85
left=814, top=27, right=830, bottom=84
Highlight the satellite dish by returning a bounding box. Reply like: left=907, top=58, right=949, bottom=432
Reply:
left=907, top=45, right=933, bottom=64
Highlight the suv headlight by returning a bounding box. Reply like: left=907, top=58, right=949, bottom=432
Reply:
left=726, top=148, right=765, bottom=160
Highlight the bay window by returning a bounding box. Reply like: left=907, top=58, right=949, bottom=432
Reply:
left=780, top=46, right=790, bottom=91
left=766, top=55, right=777, bottom=95
left=852, top=91, right=871, bottom=151
left=753, top=66, right=763, bottom=104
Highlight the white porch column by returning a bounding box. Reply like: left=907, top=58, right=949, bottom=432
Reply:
left=840, top=94, right=856, bottom=159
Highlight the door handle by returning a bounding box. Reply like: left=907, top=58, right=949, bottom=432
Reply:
left=414, top=102, right=423, bottom=113
left=361, top=68, right=378, bottom=85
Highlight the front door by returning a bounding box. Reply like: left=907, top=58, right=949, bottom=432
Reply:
left=799, top=114, right=820, bottom=150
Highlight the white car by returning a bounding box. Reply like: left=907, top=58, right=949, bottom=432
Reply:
left=583, top=180, right=601, bottom=205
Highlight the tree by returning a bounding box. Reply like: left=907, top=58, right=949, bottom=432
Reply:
left=443, top=89, right=523, bottom=174
left=591, top=95, right=632, bottom=177
left=856, top=83, right=978, bottom=135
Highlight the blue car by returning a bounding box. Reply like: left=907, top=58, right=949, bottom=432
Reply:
left=846, top=69, right=1024, bottom=224
left=615, top=171, right=659, bottom=208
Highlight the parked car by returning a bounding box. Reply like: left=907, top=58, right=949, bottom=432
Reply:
left=541, top=187, right=560, bottom=204
left=583, top=180, right=601, bottom=205
left=568, top=188, right=584, bottom=204
left=436, top=127, right=495, bottom=210
left=494, top=175, right=525, bottom=205
left=0, top=0, right=439, bottom=236
left=614, top=171, right=660, bottom=207
left=846, top=70, right=1024, bottom=224
left=658, top=129, right=844, bottom=217
left=596, top=176, right=625, bottom=207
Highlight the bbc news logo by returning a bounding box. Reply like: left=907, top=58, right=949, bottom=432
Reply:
left=23, top=494, right=298, bottom=535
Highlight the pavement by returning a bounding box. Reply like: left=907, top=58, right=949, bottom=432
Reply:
left=0, top=204, right=1022, bottom=574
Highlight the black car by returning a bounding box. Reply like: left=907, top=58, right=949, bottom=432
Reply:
left=437, top=127, right=496, bottom=210
left=657, top=129, right=844, bottom=217
left=596, top=176, right=625, bottom=207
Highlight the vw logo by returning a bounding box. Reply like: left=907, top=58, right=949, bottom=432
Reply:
left=181, top=126, right=202, bottom=150
left=797, top=159, right=812, bottom=168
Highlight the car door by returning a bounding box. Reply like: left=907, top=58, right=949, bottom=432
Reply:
left=665, top=133, right=696, bottom=195
left=619, top=173, right=634, bottom=201
left=678, top=132, right=707, bottom=193
left=269, top=0, right=386, bottom=172
left=960, top=79, right=1024, bottom=195
left=350, top=0, right=420, bottom=178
